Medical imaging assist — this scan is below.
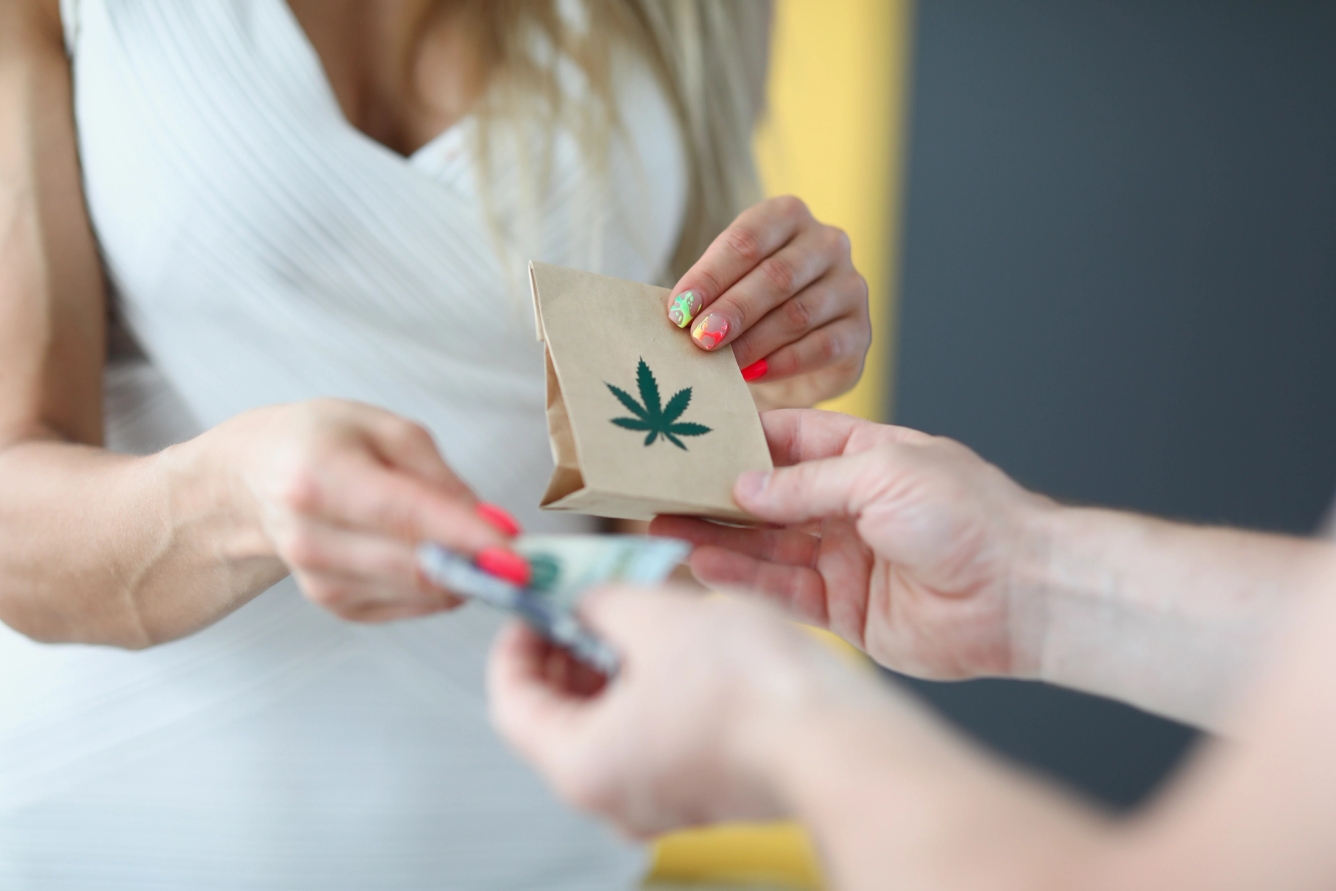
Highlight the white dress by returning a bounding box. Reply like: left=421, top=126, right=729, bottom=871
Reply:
left=0, top=1, right=686, bottom=888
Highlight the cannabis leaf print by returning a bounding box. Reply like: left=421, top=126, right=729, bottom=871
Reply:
left=606, top=358, right=712, bottom=450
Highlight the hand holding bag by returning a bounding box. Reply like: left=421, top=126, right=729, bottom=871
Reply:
left=530, top=261, right=773, bottom=522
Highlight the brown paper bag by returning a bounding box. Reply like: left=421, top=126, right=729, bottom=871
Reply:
left=530, top=261, right=774, bottom=522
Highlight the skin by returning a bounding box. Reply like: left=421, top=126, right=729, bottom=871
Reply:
left=489, top=408, right=1336, bottom=890
left=669, top=197, right=872, bottom=408
left=0, top=1, right=870, bottom=647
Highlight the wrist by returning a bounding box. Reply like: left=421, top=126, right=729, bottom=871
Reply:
left=160, top=426, right=284, bottom=574
left=732, top=646, right=899, bottom=818
left=1000, top=494, right=1069, bottom=680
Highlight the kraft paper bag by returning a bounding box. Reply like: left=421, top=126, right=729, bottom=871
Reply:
left=530, top=261, right=774, bottom=522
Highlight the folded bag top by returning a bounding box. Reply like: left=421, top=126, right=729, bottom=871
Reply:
left=530, top=261, right=773, bottom=522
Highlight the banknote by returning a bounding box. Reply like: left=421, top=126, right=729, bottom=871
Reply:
left=514, top=535, right=691, bottom=613
left=416, top=535, right=690, bottom=675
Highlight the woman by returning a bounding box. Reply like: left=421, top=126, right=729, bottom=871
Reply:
left=0, top=1, right=870, bottom=887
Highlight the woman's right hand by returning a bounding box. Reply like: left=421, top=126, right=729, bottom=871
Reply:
left=210, top=399, right=523, bottom=623
left=651, top=408, right=1055, bottom=680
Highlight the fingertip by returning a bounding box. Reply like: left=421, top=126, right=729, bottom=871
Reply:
left=476, top=547, right=532, bottom=586
left=476, top=502, right=522, bottom=537
left=740, top=358, right=769, bottom=382
left=689, top=312, right=731, bottom=351
left=733, top=470, right=771, bottom=507
left=647, top=514, right=701, bottom=540
left=646, top=515, right=672, bottom=537
left=666, top=289, right=704, bottom=329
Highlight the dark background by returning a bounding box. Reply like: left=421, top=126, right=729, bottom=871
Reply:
left=889, top=0, right=1336, bottom=809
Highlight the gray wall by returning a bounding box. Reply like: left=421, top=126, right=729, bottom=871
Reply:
left=891, top=0, right=1336, bottom=809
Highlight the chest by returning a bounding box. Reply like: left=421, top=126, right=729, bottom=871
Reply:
left=284, top=0, right=486, bottom=158
left=66, top=0, right=686, bottom=339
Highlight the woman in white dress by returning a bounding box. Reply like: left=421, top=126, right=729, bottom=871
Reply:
left=0, top=1, right=871, bottom=887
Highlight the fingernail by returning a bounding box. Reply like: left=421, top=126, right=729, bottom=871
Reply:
left=475, top=502, right=522, bottom=536
left=734, top=471, right=771, bottom=503
left=740, top=358, right=769, bottom=382
left=690, top=313, right=730, bottom=350
left=668, top=290, right=702, bottom=329
left=476, top=547, right=532, bottom=586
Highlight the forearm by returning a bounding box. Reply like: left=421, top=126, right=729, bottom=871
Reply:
left=771, top=697, right=1111, bottom=891
left=0, top=434, right=283, bottom=647
left=1020, top=505, right=1331, bottom=730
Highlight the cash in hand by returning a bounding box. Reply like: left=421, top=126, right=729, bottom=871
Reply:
left=417, top=535, right=690, bottom=676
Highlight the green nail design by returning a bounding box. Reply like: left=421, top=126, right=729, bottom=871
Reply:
left=668, top=291, right=701, bottom=328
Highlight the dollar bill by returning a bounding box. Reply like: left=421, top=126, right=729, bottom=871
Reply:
left=514, top=535, right=690, bottom=613
left=416, top=535, right=690, bottom=675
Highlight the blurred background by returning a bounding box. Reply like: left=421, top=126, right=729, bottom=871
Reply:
left=889, top=0, right=1336, bottom=815
left=653, top=0, right=1336, bottom=886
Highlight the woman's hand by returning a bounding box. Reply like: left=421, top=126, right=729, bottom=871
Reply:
left=652, top=409, right=1055, bottom=680
left=488, top=586, right=873, bottom=838
left=217, top=399, right=526, bottom=623
left=667, top=196, right=871, bottom=407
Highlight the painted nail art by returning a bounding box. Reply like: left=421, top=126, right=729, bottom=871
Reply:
left=475, top=547, right=532, bottom=587
left=741, top=358, right=769, bottom=382
left=475, top=502, right=522, bottom=536
left=690, top=313, right=730, bottom=350
left=667, top=290, right=702, bottom=328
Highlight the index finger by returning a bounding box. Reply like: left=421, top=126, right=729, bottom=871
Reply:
left=666, top=197, right=810, bottom=328
left=299, top=453, right=504, bottom=553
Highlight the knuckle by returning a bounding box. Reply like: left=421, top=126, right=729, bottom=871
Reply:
left=780, top=294, right=814, bottom=333
left=375, top=497, right=421, bottom=540
left=830, top=269, right=870, bottom=315
left=279, top=465, right=323, bottom=514
left=391, top=419, right=435, bottom=452
left=280, top=526, right=326, bottom=570
left=723, top=225, right=765, bottom=266
left=825, top=225, right=852, bottom=255
left=811, top=329, right=842, bottom=365
left=303, top=577, right=352, bottom=610
left=772, top=194, right=808, bottom=221
left=848, top=270, right=871, bottom=306
left=759, top=254, right=798, bottom=295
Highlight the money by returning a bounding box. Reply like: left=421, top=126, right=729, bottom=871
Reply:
left=514, top=535, right=691, bottom=613
left=416, top=535, right=690, bottom=676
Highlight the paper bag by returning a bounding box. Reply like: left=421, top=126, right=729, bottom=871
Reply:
left=530, top=261, right=774, bottom=522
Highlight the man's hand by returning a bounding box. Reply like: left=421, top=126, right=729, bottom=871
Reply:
left=653, top=409, right=1056, bottom=680
left=487, top=586, right=870, bottom=837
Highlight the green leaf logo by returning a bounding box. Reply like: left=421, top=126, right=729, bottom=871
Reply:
left=606, top=358, right=712, bottom=450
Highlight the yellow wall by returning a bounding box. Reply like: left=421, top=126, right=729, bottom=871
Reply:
left=647, top=1, right=914, bottom=887
left=757, top=0, right=913, bottom=423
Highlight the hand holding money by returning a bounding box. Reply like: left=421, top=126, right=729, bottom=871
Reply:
left=417, top=535, right=689, bottom=675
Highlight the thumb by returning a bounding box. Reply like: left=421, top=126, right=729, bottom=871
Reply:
left=734, top=449, right=887, bottom=525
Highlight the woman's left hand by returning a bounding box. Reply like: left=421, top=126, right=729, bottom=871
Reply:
left=666, top=196, right=871, bottom=406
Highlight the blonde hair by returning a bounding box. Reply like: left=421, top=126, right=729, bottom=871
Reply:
left=465, top=0, right=771, bottom=280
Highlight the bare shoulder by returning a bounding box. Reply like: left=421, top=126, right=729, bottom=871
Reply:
left=0, top=0, right=64, bottom=54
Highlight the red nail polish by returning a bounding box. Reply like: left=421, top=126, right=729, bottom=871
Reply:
left=476, top=502, right=522, bottom=536
left=741, top=358, right=769, bottom=382
left=476, top=547, right=532, bottom=587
